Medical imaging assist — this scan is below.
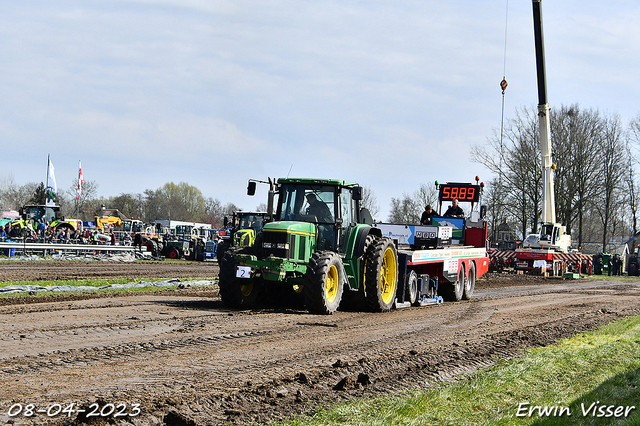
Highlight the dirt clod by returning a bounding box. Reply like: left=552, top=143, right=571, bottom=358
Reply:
left=1, top=261, right=639, bottom=425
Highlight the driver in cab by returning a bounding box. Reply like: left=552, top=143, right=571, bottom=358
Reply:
left=305, top=193, right=333, bottom=223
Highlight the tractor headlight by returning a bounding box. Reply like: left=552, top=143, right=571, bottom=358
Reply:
left=277, top=243, right=289, bottom=250
left=263, top=242, right=272, bottom=249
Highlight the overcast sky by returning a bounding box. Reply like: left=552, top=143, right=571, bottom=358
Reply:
left=2, top=0, right=639, bottom=220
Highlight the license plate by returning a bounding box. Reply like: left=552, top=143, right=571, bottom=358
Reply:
left=236, top=266, right=252, bottom=278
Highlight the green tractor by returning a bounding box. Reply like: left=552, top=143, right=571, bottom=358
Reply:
left=11, top=205, right=76, bottom=240
left=218, top=178, right=398, bottom=315
left=216, top=211, right=269, bottom=260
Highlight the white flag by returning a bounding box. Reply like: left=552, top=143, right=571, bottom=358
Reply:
left=46, top=156, right=57, bottom=206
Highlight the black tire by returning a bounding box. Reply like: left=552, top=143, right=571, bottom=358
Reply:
left=194, top=243, right=203, bottom=261
left=364, top=237, right=398, bottom=312
left=339, top=234, right=374, bottom=311
left=406, top=270, right=419, bottom=306
left=441, top=264, right=464, bottom=302
left=303, top=251, right=345, bottom=315
left=216, top=240, right=230, bottom=263
left=143, top=238, right=158, bottom=256
left=168, top=247, right=180, bottom=259
left=218, top=249, right=261, bottom=309
left=463, top=263, right=475, bottom=300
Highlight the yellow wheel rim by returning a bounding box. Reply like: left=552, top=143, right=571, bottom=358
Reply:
left=292, top=284, right=303, bottom=294
left=240, top=281, right=254, bottom=297
left=380, top=247, right=397, bottom=305
left=325, top=264, right=339, bottom=303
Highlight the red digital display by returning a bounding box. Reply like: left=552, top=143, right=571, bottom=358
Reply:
left=439, top=184, right=481, bottom=202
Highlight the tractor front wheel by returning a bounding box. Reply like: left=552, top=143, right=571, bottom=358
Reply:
left=364, top=237, right=398, bottom=312
left=303, top=251, right=345, bottom=315
left=218, top=249, right=262, bottom=309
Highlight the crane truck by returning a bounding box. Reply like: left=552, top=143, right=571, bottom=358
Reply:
left=217, top=177, right=489, bottom=314
left=489, top=0, right=592, bottom=276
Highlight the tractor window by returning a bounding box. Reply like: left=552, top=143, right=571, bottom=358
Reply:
left=336, top=188, right=356, bottom=252
left=276, top=185, right=336, bottom=224
left=239, top=214, right=265, bottom=230
left=301, top=189, right=335, bottom=223
left=340, top=188, right=354, bottom=226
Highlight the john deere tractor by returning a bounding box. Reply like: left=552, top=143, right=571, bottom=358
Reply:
left=218, top=178, right=398, bottom=315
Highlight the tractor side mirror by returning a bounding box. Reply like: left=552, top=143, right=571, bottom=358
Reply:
left=352, top=186, right=362, bottom=201
left=480, top=205, right=486, bottom=219
left=247, top=181, right=256, bottom=196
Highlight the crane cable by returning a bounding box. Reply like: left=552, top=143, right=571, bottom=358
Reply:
left=499, top=0, right=509, bottom=157
left=496, top=0, right=509, bottom=237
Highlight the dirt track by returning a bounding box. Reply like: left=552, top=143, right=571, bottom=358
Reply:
left=1, top=261, right=640, bottom=425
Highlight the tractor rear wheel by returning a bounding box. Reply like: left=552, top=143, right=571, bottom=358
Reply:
left=168, top=247, right=180, bottom=259
left=364, top=237, right=398, bottom=312
left=303, top=251, right=345, bottom=315
left=463, top=263, right=475, bottom=300
left=441, top=265, right=464, bottom=302
left=218, top=249, right=262, bottom=309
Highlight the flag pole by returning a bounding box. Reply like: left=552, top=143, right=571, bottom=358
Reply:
left=46, top=154, right=50, bottom=205
left=75, top=160, right=80, bottom=219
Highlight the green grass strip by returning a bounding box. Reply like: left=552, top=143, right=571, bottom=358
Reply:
left=278, top=316, right=640, bottom=426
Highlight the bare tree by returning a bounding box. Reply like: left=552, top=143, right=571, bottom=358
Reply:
left=0, top=180, right=43, bottom=210
left=63, top=179, right=100, bottom=219
left=360, top=184, right=380, bottom=219
left=551, top=105, right=603, bottom=247
left=591, top=114, right=628, bottom=251
left=626, top=113, right=640, bottom=237
left=387, top=183, right=437, bottom=224
left=473, top=106, right=542, bottom=238
left=388, top=196, right=420, bottom=224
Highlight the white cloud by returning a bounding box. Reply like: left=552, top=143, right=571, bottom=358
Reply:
left=1, top=0, right=639, bottom=219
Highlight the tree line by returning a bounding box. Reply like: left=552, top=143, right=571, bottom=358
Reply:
left=0, top=178, right=242, bottom=229
left=473, top=104, right=640, bottom=251
left=3, top=103, right=638, bottom=251
left=381, top=104, right=640, bottom=252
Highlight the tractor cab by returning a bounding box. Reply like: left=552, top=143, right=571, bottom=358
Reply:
left=20, top=205, right=62, bottom=224
left=272, top=179, right=362, bottom=253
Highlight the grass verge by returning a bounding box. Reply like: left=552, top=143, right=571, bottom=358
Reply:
left=277, top=316, right=640, bottom=426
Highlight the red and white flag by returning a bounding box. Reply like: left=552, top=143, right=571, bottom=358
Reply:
left=77, top=161, right=84, bottom=200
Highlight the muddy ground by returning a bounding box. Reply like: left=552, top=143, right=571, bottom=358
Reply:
left=1, top=260, right=639, bottom=426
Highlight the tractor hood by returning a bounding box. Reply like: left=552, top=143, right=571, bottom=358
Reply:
left=263, top=221, right=316, bottom=237
left=261, top=221, right=317, bottom=262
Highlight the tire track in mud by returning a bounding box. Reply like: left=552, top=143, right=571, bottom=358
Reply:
left=2, top=281, right=640, bottom=426
left=1, top=326, right=273, bottom=376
